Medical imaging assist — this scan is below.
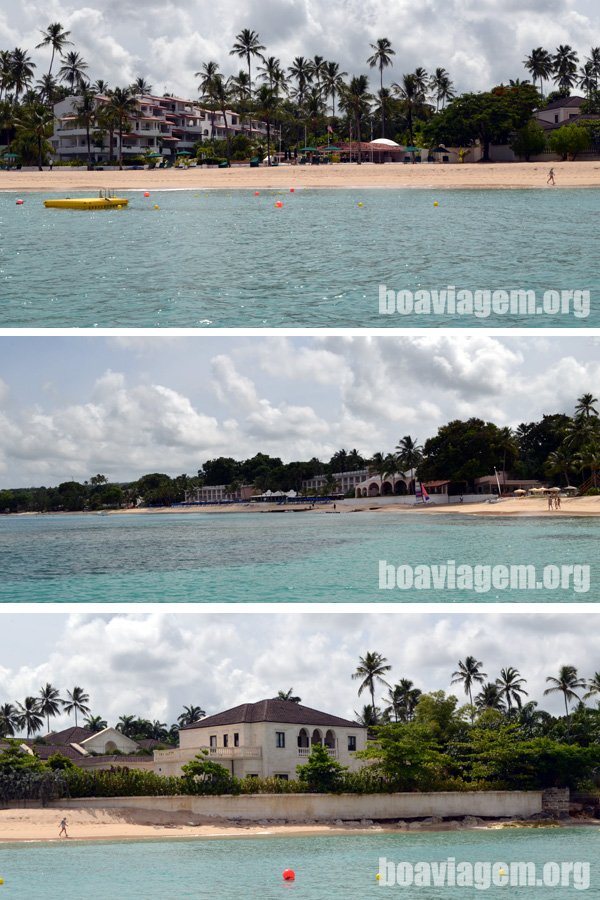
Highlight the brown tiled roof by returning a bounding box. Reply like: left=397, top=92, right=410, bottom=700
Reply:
left=45, top=727, right=93, bottom=745
left=182, top=699, right=364, bottom=731
left=543, top=96, right=584, bottom=110
left=32, top=743, right=85, bottom=760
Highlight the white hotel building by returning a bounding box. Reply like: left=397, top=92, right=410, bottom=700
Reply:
left=51, top=92, right=275, bottom=163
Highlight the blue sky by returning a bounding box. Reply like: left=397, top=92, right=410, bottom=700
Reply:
left=1, top=610, right=598, bottom=728
left=1, top=0, right=599, bottom=98
left=1, top=335, right=599, bottom=486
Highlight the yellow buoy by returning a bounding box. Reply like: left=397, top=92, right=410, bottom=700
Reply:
left=357, top=202, right=364, bottom=207
left=433, top=201, right=439, bottom=206
left=154, top=204, right=160, bottom=209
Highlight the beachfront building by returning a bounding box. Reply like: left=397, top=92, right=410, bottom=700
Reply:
left=50, top=93, right=277, bottom=163
left=354, top=471, right=415, bottom=497
left=18, top=726, right=154, bottom=771
left=301, top=469, right=369, bottom=495
left=184, top=484, right=257, bottom=504
left=154, top=698, right=367, bottom=779
left=474, top=473, right=543, bottom=496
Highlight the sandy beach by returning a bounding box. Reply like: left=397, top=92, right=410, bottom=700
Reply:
left=78, top=495, right=600, bottom=518
left=2, top=160, right=600, bottom=192
left=0, top=806, right=588, bottom=843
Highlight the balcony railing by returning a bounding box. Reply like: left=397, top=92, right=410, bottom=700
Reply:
left=154, top=746, right=262, bottom=762
left=298, top=746, right=337, bottom=758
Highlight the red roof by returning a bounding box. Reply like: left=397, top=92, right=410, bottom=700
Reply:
left=182, top=699, right=364, bottom=731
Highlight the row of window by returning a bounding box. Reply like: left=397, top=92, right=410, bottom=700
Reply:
left=208, top=732, right=357, bottom=751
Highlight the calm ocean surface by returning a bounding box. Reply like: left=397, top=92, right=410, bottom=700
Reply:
left=0, top=512, right=596, bottom=602
left=0, top=829, right=598, bottom=899
left=1, top=188, right=598, bottom=327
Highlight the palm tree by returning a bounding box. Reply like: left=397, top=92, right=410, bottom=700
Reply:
left=578, top=62, right=596, bottom=100
left=16, top=697, right=44, bottom=737
left=352, top=651, right=392, bottom=719
left=38, top=683, right=62, bottom=733
left=322, top=61, right=347, bottom=118
left=367, top=38, right=395, bottom=138
left=583, top=672, right=600, bottom=701
left=429, top=67, right=455, bottom=111
left=475, top=683, right=506, bottom=711
left=116, top=714, right=137, bottom=736
left=277, top=689, right=302, bottom=703
left=131, top=76, right=152, bottom=94
left=392, top=72, right=427, bottom=145
left=495, top=667, right=528, bottom=712
left=553, top=45, right=579, bottom=95
left=257, top=56, right=285, bottom=94
left=288, top=56, right=313, bottom=107
left=586, top=47, right=600, bottom=90
left=544, top=447, right=574, bottom=487
left=523, top=48, right=553, bottom=98
left=92, top=79, right=110, bottom=95
left=575, top=393, right=599, bottom=419
left=254, top=84, right=279, bottom=164
left=74, top=88, right=97, bottom=169
left=544, top=665, right=586, bottom=720
left=57, top=51, right=89, bottom=95
left=62, top=686, right=90, bottom=727
left=339, top=75, right=372, bottom=164
left=451, top=656, right=487, bottom=720
left=9, top=48, right=36, bottom=103
left=383, top=679, right=421, bottom=722
left=230, top=69, right=252, bottom=135
left=574, top=442, right=600, bottom=489
left=230, top=29, right=265, bottom=96
left=106, top=87, right=138, bottom=169
left=36, top=22, right=72, bottom=79
left=196, top=61, right=220, bottom=139
left=308, top=55, right=327, bottom=96
left=83, top=715, right=107, bottom=732
left=354, top=703, right=380, bottom=728
left=0, top=703, right=20, bottom=737
left=35, top=72, right=59, bottom=105
left=177, top=705, right=206, bottom=726
left=212, top=74, right=234, bottom=162
left=0, top=50, right=13, bottom=100
left=395, top=436, right=423, bottom=478
left=13, top=101, right=54, bottom=170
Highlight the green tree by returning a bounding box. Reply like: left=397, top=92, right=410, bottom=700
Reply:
left=523, top=47, right=553, bottom=98
left=367, top=39, right=395, bottom=138
left=510, top=119, right=546, bottom=160
left=495, top=667, right=528, bottom=712
left=277, top=689, right=301, bottom=703
left=0, top=703, right=20, bottom=737
left=352, top=651, right=392, bottom=720
left=106, top=86, right=138, bottom=169
left=74, top=88, right=97, bottom=169
left=296, top=743, right=347, bottom=792
left=13, top=101, right=54, bottom=170
left=229, top=29, right=265, bottom=98
left=57, top=51, right=89, bottom=94
left=339, top=75, right=372, bottom=164
left=359, top=722, right=448, bottom=790
left=63, top=687, right=90, bottom=727
left=544, top=665, right=586, bottom=721
left=38, top=683, right=62, bottom=733
left=451, top=656, right=487, bottom=721
left=16, top=697, right=44, bottom=737
left=35, top=22, right=72, bottom=79
left=548, top=122, right=590, bottom=160
left=177, top=705, right=206, bottom=726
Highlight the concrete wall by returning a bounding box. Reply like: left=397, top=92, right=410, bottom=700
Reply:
left=342, top=495, right=485, bottom=508
left=49, top=791, right=543, bottom=821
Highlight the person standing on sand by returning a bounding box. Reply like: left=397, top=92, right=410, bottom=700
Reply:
left=548, top=494, right=553, bottom=510
left=547, top=168, right=555, bottom=185
left=59, top=817, right=68, bottom=838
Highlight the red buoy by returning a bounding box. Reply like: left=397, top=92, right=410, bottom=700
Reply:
left=275, top=201, right=283, bottom=208
left=282, top=869, right=295, bottom=881
left=254, top=191, right=260, bottom=196
left=16, top=199, right=24, bottom=205
left=144, top=191, right=150, bottom=198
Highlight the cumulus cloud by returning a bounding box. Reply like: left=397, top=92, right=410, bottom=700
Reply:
left=3, top=0, right=598, bottom=97
left=1, top=611, right=598, bottom=729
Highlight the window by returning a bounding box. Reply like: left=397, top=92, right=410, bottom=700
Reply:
left=247, top=773, right=258, bottom=778
left=348, top=735, right=357, bottom=751
left=223, top=734, right=229, bottom=748
left=276, top=731, right=285, bottom=748
left=209, top=735, right=217, bottom=749
left=274, top=773, right=289, bottom=780
left=234, top=733, right=239, bottom=747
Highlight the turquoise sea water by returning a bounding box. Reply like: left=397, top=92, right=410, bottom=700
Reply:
left=0, top=829, right=598, bottom=899
left=0, top=511, right=596, bottom=602
left=1, top=188, right=598, bottom=327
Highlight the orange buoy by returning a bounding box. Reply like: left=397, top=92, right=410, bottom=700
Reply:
left=275, top=201, right=283, bottom=208
left=255, top=191, right=260, bottom=196
left=282, top=869, right=295, bottom=881
left=144, top=191, right=150, bottom=198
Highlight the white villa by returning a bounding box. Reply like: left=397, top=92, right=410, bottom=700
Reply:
left=354, top=471, right=416, bottom=497
left=301, top=469, right=369, bottom=495
left=17, top=726, right=154, bottom=771
left=154, top=698, right=367, bottom=780
left=51, top=92, right=277, bottom=163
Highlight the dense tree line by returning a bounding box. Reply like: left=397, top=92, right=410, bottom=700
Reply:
left=1, top=24, right=600, bottom=168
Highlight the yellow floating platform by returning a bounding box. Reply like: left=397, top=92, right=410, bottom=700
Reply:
left=44, top=197, right=129, bottom=210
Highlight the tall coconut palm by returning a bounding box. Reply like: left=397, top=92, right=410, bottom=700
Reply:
left=92, top=79, right=110, bottom=95
left=36, top=22, right=72, bottom=79
left=0, top=703, right=20, bottom=737
left=196, top=61, right=220, bottom=139
left=13, top=101, right=54, bottom=170
left=574, top=442, right=600, bottom=489
left=395, top=435, right=423, bottom=478
left=322, top=61, right=347, bottom=118
left=116, top=714, right=137, bottom=736
left=383, top=679, right=421, bottom=722
left=553, top=45, right=579, bottom=95
left=62, top=686, right=90, bottom=727
left=367, top=38, right=395, bottom=137
left=544, top=447, right=574, bottom=487
left=277, top=689, right=302, bottom=703
left=392, top=71, right=427, bottom=145
left=131, top=76, right=152, bottom=94
left=583, top=672, right=600, bottom=701
left=35, top=73, right=59, bottom=105
left=106, top=86, right=138, bottom=169
left=495, top=667, right=528, bottom=712
left=587, top=47, right=600, bottom=89
left=230, top=29, right=265, bottom=96
left=354, top=703, right=380, bottom=728
left=578, top=62, right=596, bottom=100
left=575, top=393, right=599, bottom=419
left=288, top=56, right=313, bottom=107
left=16, top=697, right=44, bottom=737
left=451, top=656, right=487, bottom=720
left=339, top=75, right=372, bottom=164
left=212, top=74, right=234, bottom=161
left=308, top=55, right=327, bottom=96
left=475, top=682, right=506, bottom=711
left=352, top=651, right=392, bottom=720
left=58, top=51, right=89, bottom=95
left=230, top=69, right=251, bottom=135
left=177, top=705, right=206, bottom=726
left=0, top=50, right=13, bottom=100
left=544, top=665, right=586, bottom=720
left=74, top=88, right=97, bottom=169
left=523, top=47, right=553, bottom=98
left=429, top=67, right=455, bottom=111
left=257, top=56, right=285, bottom=95
left=254, top=83, right=279, bottom=164
left=9, top=48, right=36, bottom=103
left=38, top=683, right=62, bottom=733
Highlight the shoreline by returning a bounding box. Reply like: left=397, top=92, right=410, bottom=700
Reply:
left=9, top=496, right=600, bottom=518
left=2, top=160, right=600, bottom=192
left=0, top=807, right=596, bottom=844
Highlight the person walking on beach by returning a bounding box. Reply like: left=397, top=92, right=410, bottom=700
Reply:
left=547, top=494, right=553, bottom=511
left=59, top=817, right=68, bottom=838
left=547, top=167, right=555, bottom=185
